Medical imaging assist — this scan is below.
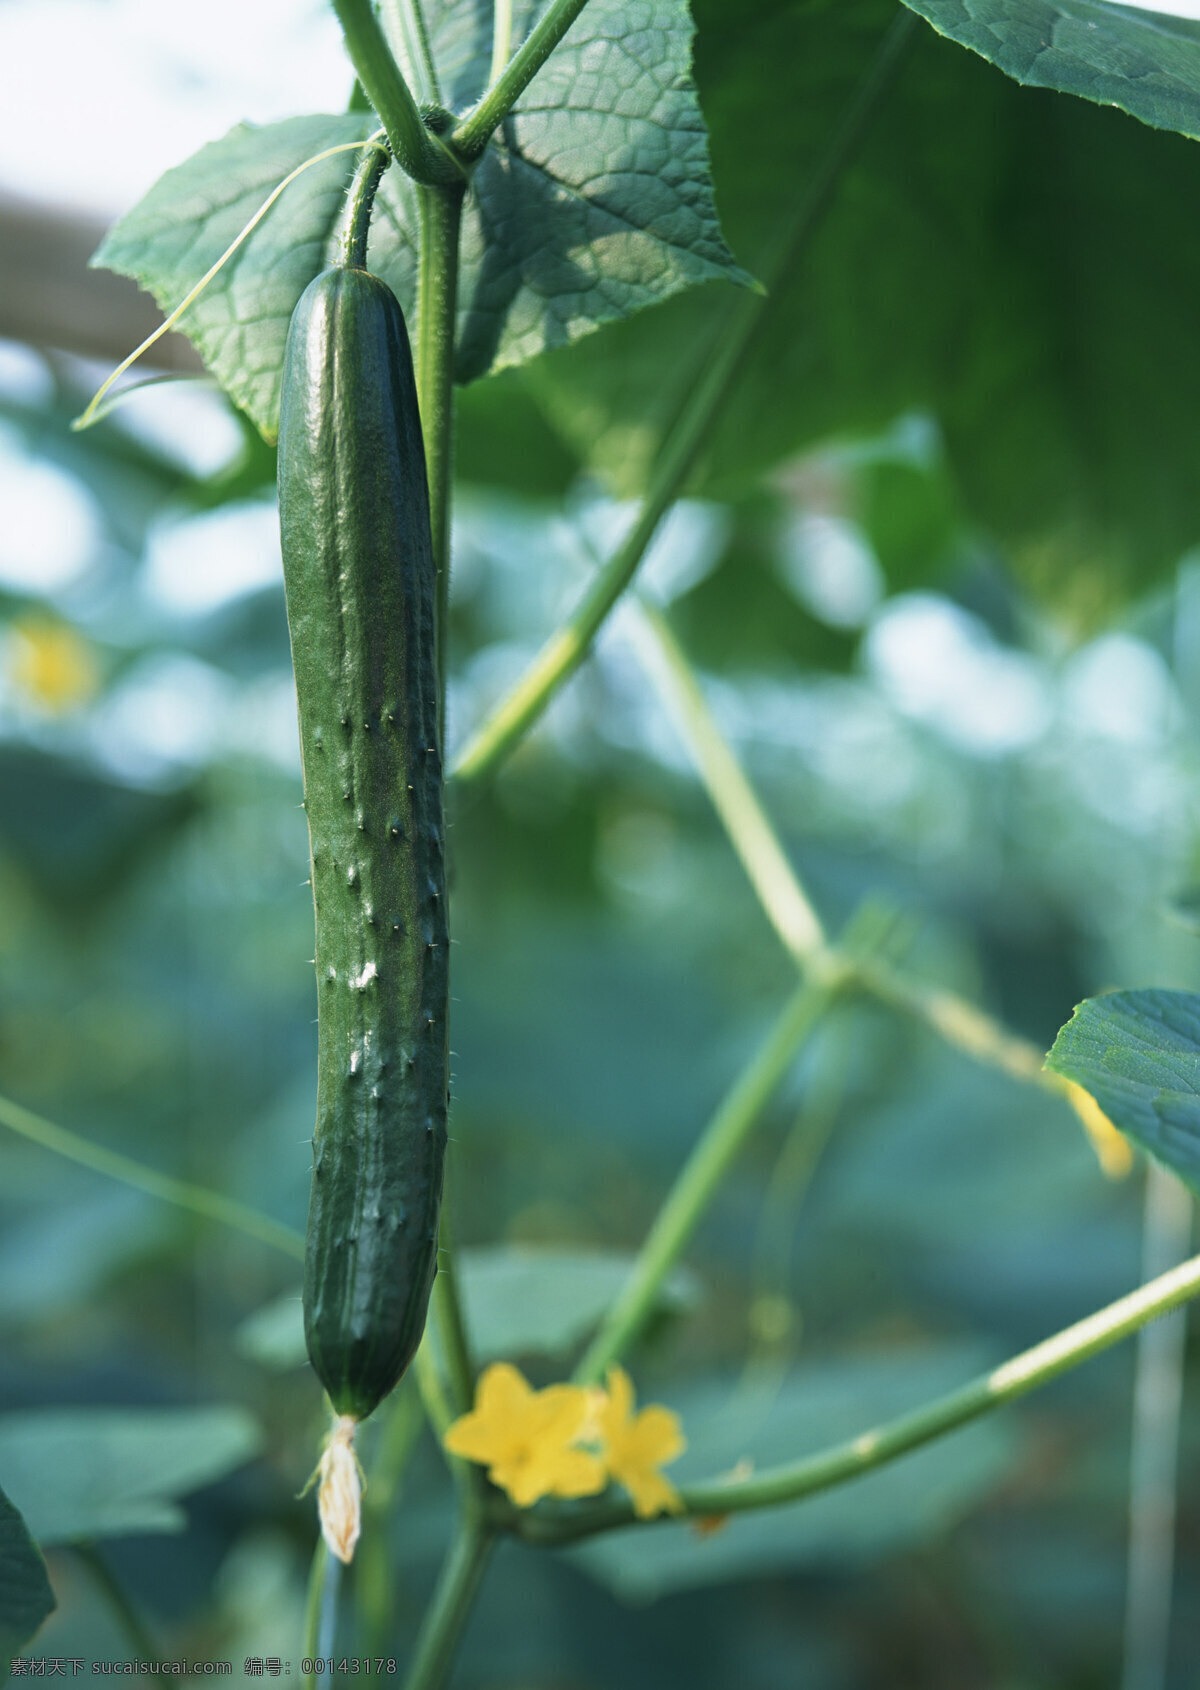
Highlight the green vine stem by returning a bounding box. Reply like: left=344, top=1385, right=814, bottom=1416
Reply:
left=337, top=139, right=392, bottom=270
left=1121, top=1163, right=1193, bottom=1690
left=489, top=0, right=516, bottom=89
left=450, top=8, right=919, bottom=787
left=331, top=0, right=460, bottom=185
left=414, top=1334, right=456, bottom=1445
left=359, top=1385, right=426, bottom=1652
left=415, top=180, right=466, bottom=736
left=453, top=0, right=594, bottom=159
left=632, top=598, right=1067, bottom=1098
left=402, top=1516, right=495, bottom=1690
left=449, top=311, right=757, bottom=784
left=0, top=1088, right=303, bottom=1259
left=741, top=1014, right=853, bottom=1384
left=522, top=1246, right=1200, bottom=1545
left=633, top=598, right=830, bottom=969
left=573, top=976, right=840, bottom=1385
left=379, top=0, right=440, bottom=107
left=301, top=1540, right=328, bottom=1686
left=74, top=1542, right=163, bottom=1664
left=433, top=1230, right=476, bottom=1416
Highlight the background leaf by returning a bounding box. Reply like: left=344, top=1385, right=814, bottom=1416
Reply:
left=902, top=0, right=1200, bottom=139
left=0, top=1407, right=262, bottom=1545
left=1047, top=988, right=1200, bottom=1190
left=0, top=1484, right=54, bottom=1661
left=526, top=0, right=1200, bottom=598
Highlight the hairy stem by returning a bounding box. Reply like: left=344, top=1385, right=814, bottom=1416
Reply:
left=331, top=0, right=459, bottom=184
left=402, top=1517, right=495, bottom=1690
left=450, top=9, right=918, bottom=787
left=415, top=181, right=466, bottom=742
left=336, top=138, right=391, bottom=270
left=523, top=1247, right=1200, bottom=1544
left=454, top=0, right=594, bottom=159
left=433, top=1240, right=476, bottom=1416
left=573, top=977, right=840, bottom=1385
left=489, top=0, right=516, bottom=89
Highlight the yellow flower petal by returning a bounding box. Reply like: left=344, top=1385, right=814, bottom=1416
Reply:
left=626, top=1402, right=686, bottom=1463
left=1064, top=1080, right=1134, bottom=1179
left=442, top=1363, right=607, bottom=1509
left=598, top=1366, right=687, bottom=1519
left=619, top=1462, right=686, bottom=1520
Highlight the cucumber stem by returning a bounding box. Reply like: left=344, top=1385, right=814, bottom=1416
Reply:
left=337, top=138, right=392, bottom=271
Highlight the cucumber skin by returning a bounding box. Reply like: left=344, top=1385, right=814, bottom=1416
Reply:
left=278, top=266, right=448, bottom=1423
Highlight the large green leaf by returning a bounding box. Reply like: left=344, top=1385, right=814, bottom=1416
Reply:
left=1046, top=989, right=1200, bottom=1190
left=526, top=0, right=1200, bottom=598
left=93, top=0, right=746, bottom=440
left=0, top=1406, right=262, bottom=1545
left=0, top=1484, right=54, bottom=1662
left=569, top=1344, right=1016, bottom=1598
left=903, top=0, right=1200, bottom=139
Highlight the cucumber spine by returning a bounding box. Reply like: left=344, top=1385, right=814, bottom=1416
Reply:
left=279, top=260, right=448, bottom=1424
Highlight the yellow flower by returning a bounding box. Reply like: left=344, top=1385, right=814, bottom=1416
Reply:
left=595, top=1365, right=686, bottom=1519
left=1064, top=1080, right=1134, bottom=1180
left=443, top=1362, right=606, bottom=1507
left=9, top=615, right=97, bottom=713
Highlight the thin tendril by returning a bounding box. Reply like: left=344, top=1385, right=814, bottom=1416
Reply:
left=73, top=133, right=385, bottom=432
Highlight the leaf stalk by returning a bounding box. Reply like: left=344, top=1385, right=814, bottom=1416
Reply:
left=453, top=0, right=594, bottom=159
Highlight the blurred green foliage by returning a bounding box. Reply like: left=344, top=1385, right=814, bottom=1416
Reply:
left=3, top=0, right=1200, bottom=1683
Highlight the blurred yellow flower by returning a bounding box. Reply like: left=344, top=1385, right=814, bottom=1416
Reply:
left=596, top=1365, right=686, bottom=1519
left=1064, top=1080, right=1134, bottom=1180
left=443, top=1362, right=606, bottom=1507
left=9, top=615, right=97, bottom=713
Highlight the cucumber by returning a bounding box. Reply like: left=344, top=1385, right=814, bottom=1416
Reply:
left=278, top=260, right=447, bottom=1425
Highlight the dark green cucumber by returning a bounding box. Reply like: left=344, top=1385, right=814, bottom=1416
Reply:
left=279, top=263, right=448, bottom=1423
